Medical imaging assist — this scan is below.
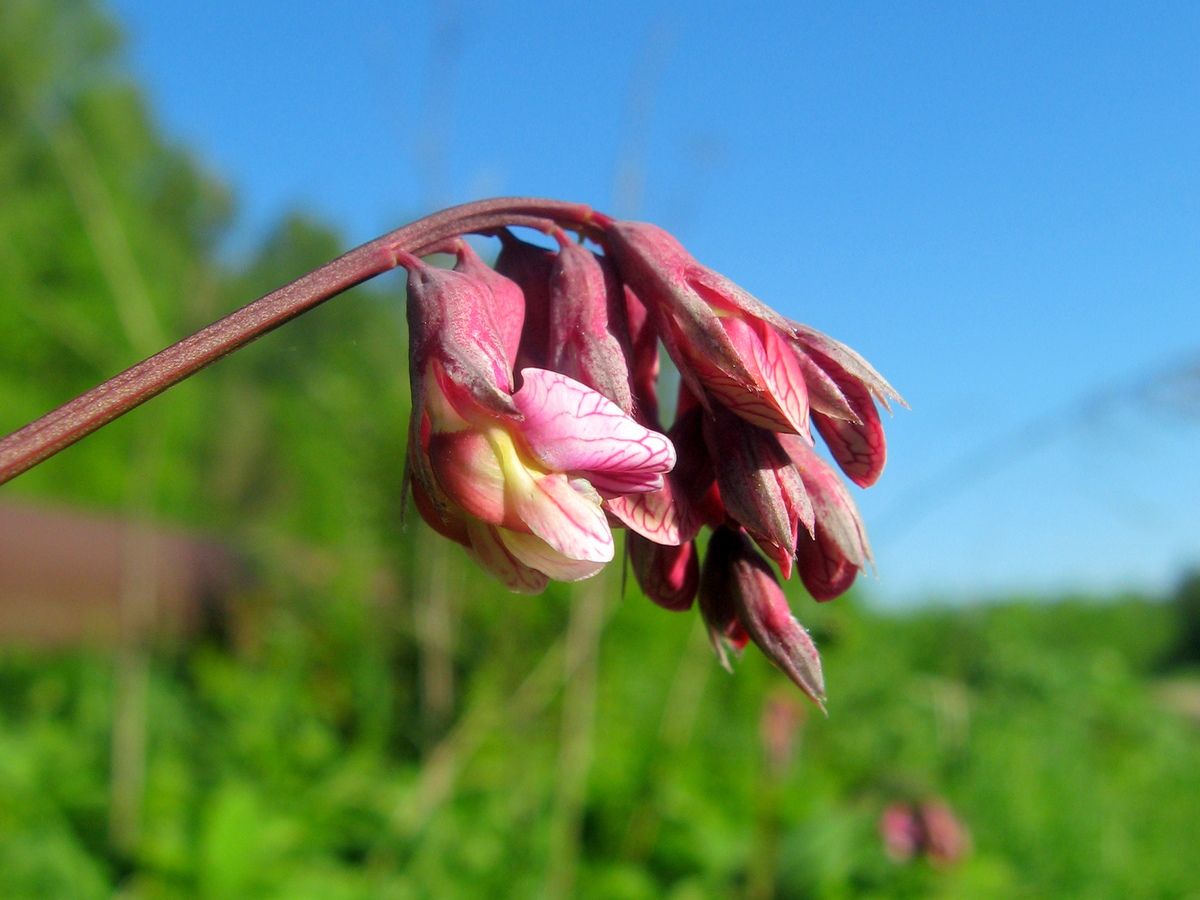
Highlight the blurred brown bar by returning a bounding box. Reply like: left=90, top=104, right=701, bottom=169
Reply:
left=0, top=500, right=245, bottom=648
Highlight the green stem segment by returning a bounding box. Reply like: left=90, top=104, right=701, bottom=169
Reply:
left=0, top=197, right=604, bottom=486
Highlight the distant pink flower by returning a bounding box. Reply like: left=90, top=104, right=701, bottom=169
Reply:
left=880, top=803, right=920, bottom=863
left=919, top=799, right=971, bottom=866
left=880, top=799, right=971, bottom=866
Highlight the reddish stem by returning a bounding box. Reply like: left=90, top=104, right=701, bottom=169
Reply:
left=0, top=197, right=602, bottom=486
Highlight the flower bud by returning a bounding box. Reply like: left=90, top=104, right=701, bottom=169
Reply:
left=702, top=404, right=812, bottom=579
left=790, top=324, right=905, bottom=488
left=701, top=526, right=826, bottom=708
left=623, top=286, right=662, bottom=427
left=628, top=534, right=699, bottom=611
left=495, top=229, right=556, bottom=371
left=547, top=230, right=635, bottom=414
left=452, top=238, right=526, bottom=364
left=779, top=433, right=873, bottom=601
left=604, top=220, right=811, bottom=437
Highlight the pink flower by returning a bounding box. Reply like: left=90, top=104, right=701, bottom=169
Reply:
left=879, top=799, right=971, bottom=867
left=400, top=252, right=675, bottom=591
left=880, top=803, right=920, bottom=863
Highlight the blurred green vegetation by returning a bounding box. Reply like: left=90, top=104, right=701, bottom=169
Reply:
left=2, top=1, right=1199, bottom=897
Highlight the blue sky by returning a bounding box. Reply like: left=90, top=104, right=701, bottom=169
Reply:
left=105, top=0, right=1200, bottom=604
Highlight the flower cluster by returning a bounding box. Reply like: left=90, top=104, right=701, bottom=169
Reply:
left=399, top=214, right=902, bottom=706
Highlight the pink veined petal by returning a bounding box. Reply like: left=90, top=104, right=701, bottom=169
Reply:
left=693, top=309, right=812, bottom=437
left=464, top=520, right=549, bottom=595
left=604, top=484, right=690, bottom=546
left=497, top=528, right=608, bottom=582
left=813, top=406, right=886, bottom=488
left=427, top=430, right=508, bottom=527
left=795, top=530, right=859, bottom=602
left=513, top=368, right=675, bottom=495
left=507, top=468, right=615, bottom=564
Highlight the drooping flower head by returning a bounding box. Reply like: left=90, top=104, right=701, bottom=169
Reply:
left=393, top=202, right=903, bottom=707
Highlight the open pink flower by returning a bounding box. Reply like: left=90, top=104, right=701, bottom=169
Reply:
left=400, top=252, right=675, bottom=591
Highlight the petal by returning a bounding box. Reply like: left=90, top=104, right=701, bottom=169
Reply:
left=604, top=481, right=692, bottom=546
left=427, top=430, right=509, bottom=527
left=513, top=368, right=675, bottom=495
left=795, top=530, right=860, bottom=602
left=506, top=467, right=615, bottom=565
left=813, top=406, right=886, bottom=489
left=692, top=292, right=813, bottom=437
left=498, top=527, right=607, bottom=582
left=465, top=520, right=550, bottom=594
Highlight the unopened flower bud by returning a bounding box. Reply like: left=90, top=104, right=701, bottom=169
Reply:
left=702, top=404, right=812, bottom=578
left=701, top=525, right=826, bottom=708
left=604, top=220, right=812, bottom=437
left=547, top=230, right=635, bottom=414
left=790, top=324, right=905, bottom=488
left=629, top=534, right=699, bottom=611
left=494, top=229, right=556, bottom=371
left=452, top=238, right=526, bottom=364
left=779, top=432, right=873, bottom=601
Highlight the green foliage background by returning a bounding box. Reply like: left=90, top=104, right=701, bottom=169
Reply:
left=1, top=2, right=1199, bottom=897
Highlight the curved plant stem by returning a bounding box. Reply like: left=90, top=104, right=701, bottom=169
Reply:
left=0, top=197, right=602, bottom=486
